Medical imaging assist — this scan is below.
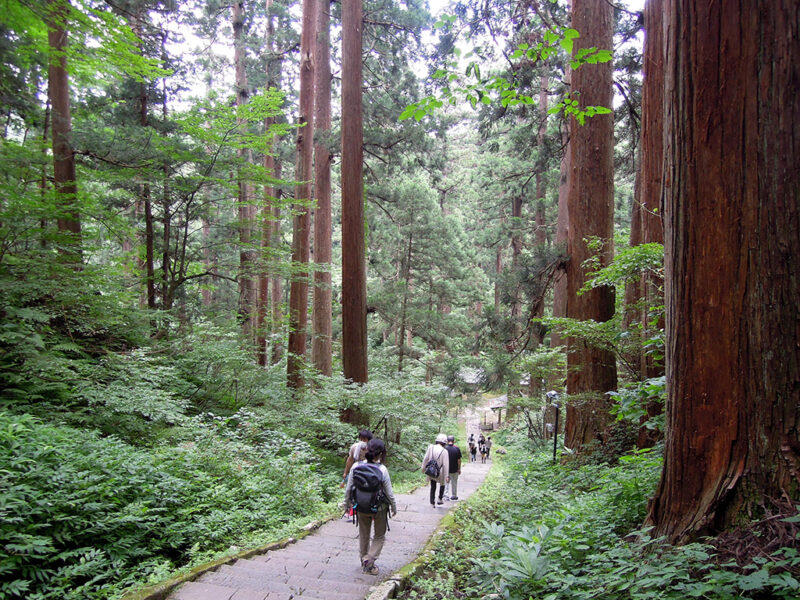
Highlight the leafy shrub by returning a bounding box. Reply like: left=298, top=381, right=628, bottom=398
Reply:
left=0, top=411, right=333, bottom=600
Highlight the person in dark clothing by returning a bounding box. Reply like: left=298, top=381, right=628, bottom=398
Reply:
left=445, top=435, right=463, bottom=500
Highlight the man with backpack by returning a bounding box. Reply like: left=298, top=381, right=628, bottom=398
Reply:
left=421, top=433, right=449, bottom=507
left=344, top=438, right=397, bottom=576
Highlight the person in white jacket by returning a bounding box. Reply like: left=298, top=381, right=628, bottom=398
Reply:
left=421, top=432, right=449, bottom=507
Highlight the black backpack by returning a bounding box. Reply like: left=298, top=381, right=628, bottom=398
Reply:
left=424, top=447, right=442, bottom=478
left=350, top=463, right=385, bottom=514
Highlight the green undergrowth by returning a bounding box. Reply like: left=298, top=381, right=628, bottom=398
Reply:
left=399, top=429, right=800, bottom=600
left=0, top=275, right=459, bottom=600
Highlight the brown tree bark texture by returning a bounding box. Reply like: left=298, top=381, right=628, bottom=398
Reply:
left=550, top=74, right=570, bottom=350
left=287, top=0, right=316, bottom=389
left=638, top=0, right=665, bottom=382
left=341, top=0, right=368, bottom=383
left=647, top=0, right=800, bottom=541
left=564, top=0, right=617, bottom=450
left=48, top=0, right=82, bottom=256
left=311, top=0, right=333, bottom=377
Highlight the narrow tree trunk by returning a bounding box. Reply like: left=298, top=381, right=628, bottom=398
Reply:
left=311, top=0, right=333, bottom=377
left=510, top=195, right=523, bottom=334
left=341, top=0, right=368, bottom=384
left=258, top=0, right=284, bottom=366
left=271, top=171, right=284, bottom=364
left=47, top=0, right=82, bottom=262
left=635, top=0, right=665, bottom=449
left=397, top=234, right=413, bottom=372
left=287, top=0, right=316, bottom=389
left=564, top=0, right=617, bottom=451
left=638, top=0, right=665, bottom=380
left=550, top=120, right=569, bottom=349
left=233, top=0, right=257, bottom=344
left=646, top=0, right=800, bottom=542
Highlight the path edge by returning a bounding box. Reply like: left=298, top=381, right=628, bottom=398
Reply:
left=119, top=513, right=339, bottom=600
left=364, top=498, right=464, bottom=600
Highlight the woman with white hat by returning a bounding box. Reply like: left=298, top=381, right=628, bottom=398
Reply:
left=421, top=433, right=450, bottom=507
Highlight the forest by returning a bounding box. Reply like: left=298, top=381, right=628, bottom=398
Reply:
left=1, top=0, right=798, bottom=599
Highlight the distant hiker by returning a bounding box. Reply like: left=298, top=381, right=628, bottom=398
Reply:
left=468, top=434, right=477, bottom=463
left=422, top=433, right=449, bottom=507
left=341, top=429, right=373, bottom=488
left=445, top=435, right=463, bottom=500
left=485, top=436, right=493, bottom=459
left=344, top=438, right=397, bottom=576
left=478, top=434, right=487, bottom=464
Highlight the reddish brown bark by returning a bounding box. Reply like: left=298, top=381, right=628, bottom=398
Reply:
left=287, top=0, right=316, bottom=389
left=646, top=0, right=800, bottom=542
left=47, top=0, right=82, bottom=261
left=341, top=0, right=368, bottom=384
left=311, top=0, right=333, bottom=377
left=564, top=0, right=617, bottom=451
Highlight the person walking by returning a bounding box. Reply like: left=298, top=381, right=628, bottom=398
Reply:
left=468, top=433, right=477, bottom=463
left=485, top=436, right=493, bottom=460
left=421, top=433, right=449, bottom=507
left=341, top=429, right=372, bottom=487
left=445, top=435, right=463, bottom=500
left=344, top=438, right=397, bottom=576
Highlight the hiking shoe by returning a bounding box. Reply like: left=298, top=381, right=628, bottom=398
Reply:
left=437, top=499, right=444, bottom=505
left=450, top=496, right=459, bottom=500
left=366, top=564, right=379, bottom=575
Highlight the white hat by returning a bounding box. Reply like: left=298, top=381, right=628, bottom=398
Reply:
left=435, top=433, right=447, bottom=444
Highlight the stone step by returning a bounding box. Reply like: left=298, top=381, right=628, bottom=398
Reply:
left=170, top=582, right=235, bottom=600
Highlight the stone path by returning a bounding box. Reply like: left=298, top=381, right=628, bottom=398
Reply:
left=169, top=409, right=491, bottom=600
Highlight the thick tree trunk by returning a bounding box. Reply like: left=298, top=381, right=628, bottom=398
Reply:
left=646, top=0, right=800, bottom=542
left=47, top=0, right=82, bottom=262
left=341, top=0, right=368, bottom=384
left=311, top=0, right=333, bottom=377
left=564, top=0, right=617, bottom=451
left=287, top=0, right=316, bottom=389
left=233, top=1, right=257, bottom=344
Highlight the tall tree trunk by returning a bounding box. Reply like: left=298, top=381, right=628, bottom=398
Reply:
left=47, top=0, right=82, bottom=263
left=531, top=73, right=549, bottom=347
left=258, top=0, right=284, bottom=366
left=635, top=0, right=665, bottom=449
left=233, top=0, right=257, bottom=344
left=311, top=0, right=333, bottom=377
left=140, top=79, right=156, bottom=310
left=341, top=0, right=368, bottom=384
left=397, top=234, right=413, bottom=372
left=646, top=0, right=800, bottom=543
left=271, top=169, right=284, bottom=364
left=638, top=0, right=665, bottom=380
left=564, top=0, right=616, bottom=451
left=287, top=0, right=316, bottom=389
left=510, top=195, right=523, bottom=338
left=550, top=95, right=570, bottom=349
